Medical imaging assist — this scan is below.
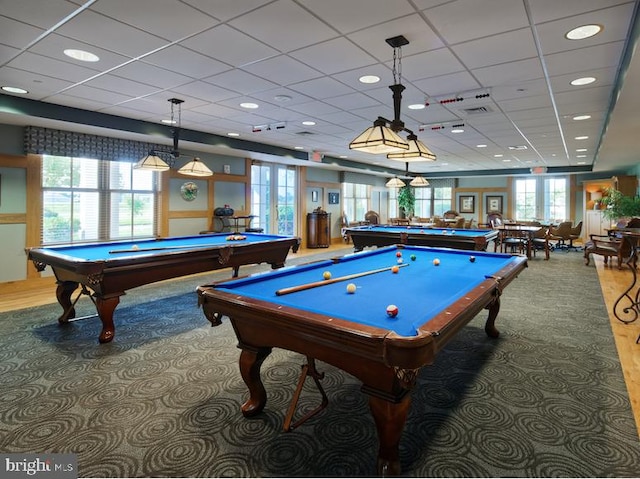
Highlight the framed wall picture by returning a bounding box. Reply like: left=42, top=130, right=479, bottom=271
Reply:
left=459, top=195, right=475, bottom=213
left=486, top=195, right=503, bottom=214
left=328, top=192, right=340, bottom=204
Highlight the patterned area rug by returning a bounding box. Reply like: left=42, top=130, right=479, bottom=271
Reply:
left=1, top=248, right=639, bottom=477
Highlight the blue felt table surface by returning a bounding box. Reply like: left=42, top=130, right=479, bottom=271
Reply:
left=214, top=245, right=518, bottom=337
left=32, top=233, right=293, bottom=261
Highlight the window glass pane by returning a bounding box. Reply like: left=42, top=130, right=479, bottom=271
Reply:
left=433, top=187, right=452, bottom=216
left=43, top=156, right=72, bottom=188
left=72, top=158, right=99, bottom=188
left=43, top=191, right=73, bottom=243
left=515, top=179, right=536, bottom=220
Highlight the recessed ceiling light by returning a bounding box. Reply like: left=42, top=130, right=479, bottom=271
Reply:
left=161, top=119, right=176, bottom=125
left=494, top=154, right=503, bottom=158
left=240, top=102, right=259, bottom=109
left=64, top=49, right=99, bottom=62
left=227, top=132, right=240, bottom=137
left=302, top=121, right=316, bottom=126
left=576, top=148, right=587, bottom=152
left=408, top=103, right=425, bottom=110
left=575, top=136, right=589, bottom=140
left=565, top=24, right=603, bottom=40
left=572, top=115, right=591, bottom=121
left=294, top=146, right=304, bottom=150
left=451, top=129, right=464, bottom=133
left=1, top=86, right=28, bottom=94
left=476, top=144, right=487, bottom=148
left=571, top=77, right=596, bottom=86
left=502, top=159, right=511, bottom=162
left=359, top=75, right=380, bottom=84
left=577, top=161, right=586, bottom=165
left=576, top=154, right=587, bottom=158
left=274, top=95, right=292, bottom=102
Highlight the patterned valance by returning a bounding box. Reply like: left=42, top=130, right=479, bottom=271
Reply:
left=24, top=126, right=169, bottom=163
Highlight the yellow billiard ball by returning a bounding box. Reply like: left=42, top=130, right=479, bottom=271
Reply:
left=323, top=271, right=332, bottom=280
left=346, top=283, right=357, bottom=294
left=131, top=245, right=139, bottom=250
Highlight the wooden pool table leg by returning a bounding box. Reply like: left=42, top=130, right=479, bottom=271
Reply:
left=369, top=393, right=411, bottom=477
left=484, top=293, right=501, bottom=338
left=55, top=281, right=80, bottom=322
left=238, top=345, right=272, bottom=417
left=95, top=295, right=121, bottom=343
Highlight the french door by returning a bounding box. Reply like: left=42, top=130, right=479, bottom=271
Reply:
left=250, top=162, right=297, bottom=235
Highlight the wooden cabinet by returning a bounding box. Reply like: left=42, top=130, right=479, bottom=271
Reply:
left=307, top=212, right=331, bottom=248
left=585, top=210, right=612, bottom=239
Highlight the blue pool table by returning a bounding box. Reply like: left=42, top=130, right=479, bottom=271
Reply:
left=345, top=224, right=499, bottom=252
left=27, top=233, right=300, bottom=343
left=197, top=245, right=527, bottom=475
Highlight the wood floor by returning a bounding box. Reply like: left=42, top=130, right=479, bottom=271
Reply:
left=2, top=244, right=639, bottom=438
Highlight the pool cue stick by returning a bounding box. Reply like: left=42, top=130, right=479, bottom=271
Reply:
left=275, top=263, right=409, bottom=296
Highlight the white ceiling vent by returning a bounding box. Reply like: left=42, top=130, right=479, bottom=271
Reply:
left=462, top=106, right=493, bottom=114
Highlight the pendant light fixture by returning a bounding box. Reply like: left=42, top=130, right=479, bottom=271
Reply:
left=134, top=98, right=213, bottom=177
left=349, top=35, right=436, bottom=162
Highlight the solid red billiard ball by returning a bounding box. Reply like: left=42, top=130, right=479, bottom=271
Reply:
left=396, top=251, right=402, bottom=257
left=323, top=271, right=331, bottom=280
left=469, top=256, right=476, bottom=263
left=386, top=304, right=399, bottom=317
left=433, top=258, right=440, bottom=266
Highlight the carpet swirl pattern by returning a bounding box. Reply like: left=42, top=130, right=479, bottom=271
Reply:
left=1, top=249, right=639, bottom=477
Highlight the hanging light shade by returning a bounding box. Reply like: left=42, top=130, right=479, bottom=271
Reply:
left=409, top=176, right=430, bottom=187
left=385, top=177, right=406, bottom=188
left=133, top=153, right=170, bottom=171
left=178, top=157, right=213, bottom=177
left=387, top=133, right=436, bottom=161
left=349, top=118, right=409, bottom=154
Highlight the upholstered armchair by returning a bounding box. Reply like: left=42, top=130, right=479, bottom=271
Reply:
left=443, top=210, right=459, bottom=220
left=548, top=221, right=573, bottom=250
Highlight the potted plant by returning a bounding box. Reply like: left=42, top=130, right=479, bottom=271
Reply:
left=397, top=186, right=415, bottom=218
left=600, top=187, right=640, bottom=222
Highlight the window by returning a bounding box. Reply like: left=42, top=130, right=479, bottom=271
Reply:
left=343, top=183, right=369, bottom=221
left=514, top=178, right=536, bottom=220
left=433, top=187, right=453, bottom=216
left=414, top=187, right=432, bottom=217
left=514, top=176, right=568, bottom=222
left=41, top=155, right=157, bottom=245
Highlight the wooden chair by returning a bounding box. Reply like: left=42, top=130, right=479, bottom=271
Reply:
left=531, top=227, right=551, bottom=260
left=443, top=210, right=459, bottom=220
left=584, top=217, right=640, bottom=268
left=364, top=210, right=380, bottom=225
left=500, top=228, right=529, bottom=255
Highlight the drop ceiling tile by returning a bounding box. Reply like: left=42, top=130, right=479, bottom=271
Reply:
left=241, top=55, right=322, bottom=86
left=452, top=29, right=538, bottom=70
left=84, top=74, right=163, bottom=98
left=56, top=10, right=169, bottom=57
left=535, top=3, right=636, bottom=55
left=181, top=25, right=278, bottom=67
left=413, top=71, right=481, bottom=97
left=527, top=0, right=632, bottom=24
left=423, top=0, right=529, bottom=45
left=472, top=57, right=544, bottom=87
left=0, top=16, right=46, bottom=49
left=7, top=51, right=102, bottom=84
left=204, top=70, right=279, bottom=96
left=0, top=66, right=72, bottom=99
left=290, top=38, right=377, bottom=75
left=229, top=0, right=336, bottom=52
left=90, top=0, right=218, bottom=42
left=0, top=0, right=80, bottom=29
left=288, top=77, right=356, bottom=100
left=111, top=61, right=193, bottom=90
left=401, top=48, right=466, bottom=81
left=142, top=46, right=230, bottom=79
left=170, top=80, right=239, bottom=103
left=298, top=0, right=416, bottom=34
left=543, top=41, right=625, bottom=77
